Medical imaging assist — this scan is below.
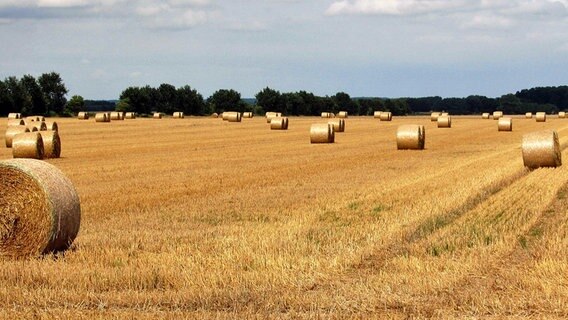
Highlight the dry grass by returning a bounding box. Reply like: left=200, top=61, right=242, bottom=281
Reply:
left=1, top=115, right=568, bottom=318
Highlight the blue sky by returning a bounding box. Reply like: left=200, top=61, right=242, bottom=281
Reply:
left=0, top=0, right=567, bottom=99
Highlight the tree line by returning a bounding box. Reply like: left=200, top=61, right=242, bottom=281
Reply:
left=1, top=72, right=567, bottom=117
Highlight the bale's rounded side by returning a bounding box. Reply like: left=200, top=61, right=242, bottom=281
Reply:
left=7, top=119, right=25, bottom=127
left=0, top=159, right=81, bottom=258
left=397, top=124, right=425, bottom=150
left=227, top=112, right=242, bottom=122
left=493, top=111, right=503, bottom=120
left=153, top=113, right=162, bottom=119
left=173, top=112, right=184, bottom=118
left=482, top=113, right=490, bottom=119
left=498, top=117, right=513, bottom=132
left=45, top=122, right=58, bottom=132
left=12, top=132, right=44, bottom=160
left=329, top=119, right=345, bottom=133
left=525, top=112, right=533, bottom=119
left=536, top=112, right=546, bottom=122
left=321, top=112, right=329, bottom=118
left=124, top=112, right=136, bottom=119
left=5, top=126, right=30, bottom=148
left=7, top=113, right=21, bottom=119
left=110, top=112, right=123, bottom=120
left=373, top=111, right=382, bottom=119
left=431, top=112, right=441, bottom=121
left=437, top=116, right=452, bottom=128
left=39, top=131, right=61, bottom=159
left=77, top=112, right=89, bottom=120
left=242, top=112, right=253, bottom=118
left=380, top=112, right=392, bottom=121
left=310, top=123, right=334, bottom=144
left=270, top=117, right=286, bottom=130
left=522, top=130, right=561, bottom=169
left=95, top=113, right=109, bottom=122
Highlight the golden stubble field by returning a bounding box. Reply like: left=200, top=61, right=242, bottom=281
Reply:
left=1, top=115, right=568, bottom=318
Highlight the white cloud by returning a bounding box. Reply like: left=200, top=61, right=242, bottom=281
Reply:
left=37, top=0, right=91, bottom=7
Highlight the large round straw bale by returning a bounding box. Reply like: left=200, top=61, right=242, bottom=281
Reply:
left=525, top=112, right=533, bottom=119
left=95, top=113, right=109, bottom=122
left=431, top=112, right=441, bottom=121
left=39, top=131, right=61, bottom=159
left=173, top=112, right=184, bottom=118
left=536, top=112, right=546, bottom=122
left=8, top=113, right=21, bottom=119
left=153, top=113, right=162, bottom=119
left=380, top=112, right=392, bottom=121
left=493, top=111, right=503, bottom=120
left=12, top=132, right=44, bottom=159
left=559, top=112, right=566, bottom=119
left=77, top=112, right=89, bottom=120
left=5, top=126, right=30, bottom=148
left=0, top=159, right=81, bottom=258
left=498, top=117, right=512, bottom=132
left=373, top=111, right=382, bottom=119
left=7, top=119, right=25, bottom=127
left=328, top=119, right=345, bottom=132
left=338, top=111, right=348, bottom=118
left=437, top=115, right=452, bottom=128
left=227, top=112, right=242, bottom=122
left=124, top=112, right=136, bottom=119
left=310, top=123, right=335, bottom=144
left=32, top=121, right=47, bottom=131
left=45, top=122, right=58, bottom=132
left=270, top=117, right=287, bottom=130
left=522, top=130, right=561, bottom=169
left=482, top=113, right=490, bottom=119
left=397, top=124, right=425, bottom=150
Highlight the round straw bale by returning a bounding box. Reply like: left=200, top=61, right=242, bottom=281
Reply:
left=77, top=112, right=89, bottom=120
left=173, top=112, right=184, bottom=119
left=124, top=112, right=136, bottom=119
left=153, top=113, right=162, bottom=119
left=12, top=132, right=44, bottom=159
left=242, top=112, right=253, bottom=118
left=437, top=115, right=452, bottom=128
left=110, top=111, right=123, bottom=120
left=282, top=117, right=289, bottom=129
left=380, top=112, right=392, bottom=121
left=536, top=112, right=546, bottom=122
left=525, top=112, right=532, bottom=119
left=227, top=112, right=242, bottom=122
left=559, top=112, right=566, bottom=119
left=31, top=121, right=47, bottom=131
left=310, top=123, right=334, bottom=144
left=493, top=111, right=503, bottom=120
left=222, top=112, right=229, bottom=121
left=5, top=126, right=30, bottom=148
left=441, top=112, right=449, bottom=116
left=45, top=122, right=58, bottom=132
left=211, top=113, right=219, bottom=118
left=498, top=117, right=512, bottom=132
left=522, top=130, right=561, bottom=169
left=328, top=119, right=345, bottom=132
left=7, top=119, right=25, bottom=127
left=338, top=111, right=348, bottom=118
left=25, top=116, right=36, bottom=122
left=39, top=131, right=61, bottom=159
left=482, top=113, right=490, bottom=119
left=373, top=111, right=382, bottom=119
left=431, top=112, right=441, bottom=121
left=7, top=113, right=21, bottom=119
left=397, top=124, right=425, bottom=150
left=0, top=159, right=81, bottom=258
left=270, top=117, right=287, bottom=130
left=321, top=112, right=329, bottom=118
left=95, top=113, right=109, bottom=122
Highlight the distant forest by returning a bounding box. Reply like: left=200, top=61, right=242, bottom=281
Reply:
left=1, top=73, right=567, bottom=116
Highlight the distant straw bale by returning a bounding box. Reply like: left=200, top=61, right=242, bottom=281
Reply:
left=493, top=111, right=503, bottom=120
left=536, top=112, right=546, bottom=122
left=338, top=111, right=348, bottom=118
left=373, top=111, right=382, bottom=119
left=525, top=112, right=532, bottom=119
left=12, top=132, right=44, bottom=160
left=242, top=112, right=253, bottom=118
left=270, top=117, right=288, bottom=130
left=328, top=119, right=345, bottom=133
left=437, top=116, right=452, bottom=128
left=8, top=113, right=21, bottom=119
left=431, top=112, right=441, bottom=121
left=173, top=112, right=184, bottom=119
left=380, top=112, right=392, bottom=121
left=226, top=112, right=242, bottom=122
left=0, top=159, right=81, bottom=258
left=5, top=126, right=30, bottom=148
left=77, top=112, right=89, bottom=120
left=7, top=119, right=25, bottom=127
left=559, top=112, right=566, bottom=119
left=310, top=123, right=335, bottom=144
left=498, top=117, right=512, bottom=132
left=522, top=130, right=561, bottom=169
left=153, top=113, right=162, bottom=119
left=124, top=112, right=136, bottom=119
left=95, top=113, right=109, bottom=123
left=482, top=113, right=490, bottom=119
left=397, top=125, right=425, bottom=150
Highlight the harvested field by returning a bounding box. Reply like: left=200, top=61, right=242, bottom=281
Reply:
left=1, top=116, right=567, bottom=318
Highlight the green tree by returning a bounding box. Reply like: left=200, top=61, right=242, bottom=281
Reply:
left=0, top=80, right=14, bottom=116
left=20, top=75, right=46, bottom=115
left=333, top=92, right=359, bottom=115
left=157, top=83, right=177, bottom=114
left=115, top=98, right=133, bottom=112
left=65, top=95, right=85, bottom=115
left=38, top=72, right=68, bottom=115
left=208, top=89, right=245, bottom=113
left=176, top=85, right=205, bottom=115
left=255, top=87, right=284, bottom=114
left=499, top=94, right=523, bottom=114
left=4, top=77, right=27, bottom=115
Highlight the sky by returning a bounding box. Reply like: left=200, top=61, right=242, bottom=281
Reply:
left=0, top=0, right=567, bottom=100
